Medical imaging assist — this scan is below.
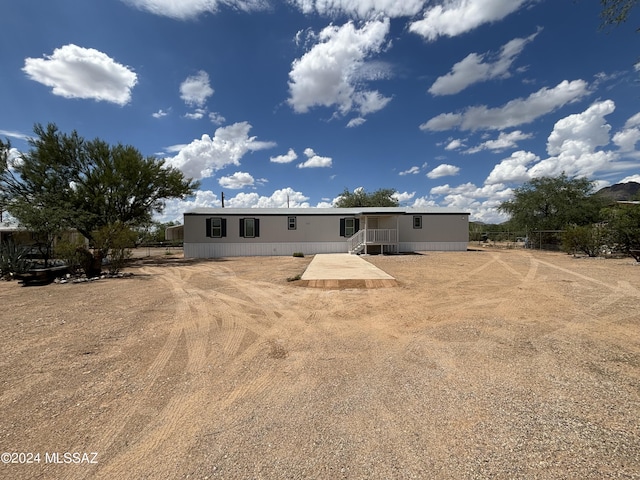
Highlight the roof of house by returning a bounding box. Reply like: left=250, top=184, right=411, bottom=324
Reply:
left=185, top=207, right=470, bottom=216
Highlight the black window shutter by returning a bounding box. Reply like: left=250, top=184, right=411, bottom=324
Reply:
left=254, top=219, right=260, bottom=238
left=339, top=218, right=346, bottom=237
left=355, top=219, right=360, bottom=232
left=221, top=218, right=227, bottom=237
left=239, top=218, right=245, bottom=237
left=206, top=218, right=212, bottom=237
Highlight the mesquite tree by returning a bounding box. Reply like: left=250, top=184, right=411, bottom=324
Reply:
left=0, top=123, right=198, bottom=274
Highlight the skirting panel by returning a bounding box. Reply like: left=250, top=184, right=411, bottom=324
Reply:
left=184, top=242, right=348, bottom=258
left=184, top=241, right=468, bottom=258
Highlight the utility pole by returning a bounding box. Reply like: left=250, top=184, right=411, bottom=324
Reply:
left=221, top=191, right=225, bottom=208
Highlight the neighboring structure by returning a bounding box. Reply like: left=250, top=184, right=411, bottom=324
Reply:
left=165, top=224, right=184, bottom=242
left=183, top=207, right=469, bottom=258
left=0, top=226, right=32, bottom=245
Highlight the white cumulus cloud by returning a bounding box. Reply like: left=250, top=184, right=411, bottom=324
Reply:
left=226, top=187, right=311, bottom=208
left=152, top=108, right=169, bottom=118
left=624, top=112, right=640, bottom=128
left=485, top=100, right=638, bottom=186
left=485, top=150, right=539, bottom=185
left=613, top=127, right=640, bottom=152
left=347, top=117, right=367, bottom=128
left=619, top=174, right=640, bottom=183
left=429, top=28, right=541, bottom=96
left=399, top=166, right=421, bottom=175
left=427, top=163, right=460, bottom=179
left=23, top=44, right=137, bottom=105
left=158, top=190, right=221, bottom=223
left=288, top=19, right=392, bottom=118
left=421, top=80, right=590, bottom=132
left=298, top=148, right=333, bottom=168
left=122, top=0, right=268, bottom=20
left=180, top=70, right=214, bottom=108
left=528, top=100, right=617, bottom=178
left=393, top=191, right=416, bottom=203
left=445, top=138, right=466, bottom=150
left=270, top=148, right=298, bottom=164
left=429, top=182, right=514, bottom=223
left=209, top=112, right=226, bottom=125
left=165, top=122, right=276, bottom=180
left=409, top=0, right=529, bottom=41
left=289, top=0, right=427, bottom=18
left=466, top=130, right=533, bottom=153
left=218, top=171, right=255, bottom=189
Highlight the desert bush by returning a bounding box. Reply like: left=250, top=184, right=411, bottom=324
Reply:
left=562, top=224, right=607, bottom=257
left=92, top=223, right=137, bottom=274
left=292, top=252, right=304, bottom=258
left=0, top=240, right=31, bottom=279
left=54, top=238, right=86, bottom=274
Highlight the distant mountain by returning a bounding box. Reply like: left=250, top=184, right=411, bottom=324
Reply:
left=595, top=182, right=640, bottom=202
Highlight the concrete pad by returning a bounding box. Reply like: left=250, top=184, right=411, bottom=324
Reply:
left=300, top=253, right=396, bottom=289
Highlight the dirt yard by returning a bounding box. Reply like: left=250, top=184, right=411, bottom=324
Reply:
left=1, top=248, right=639, bottom=479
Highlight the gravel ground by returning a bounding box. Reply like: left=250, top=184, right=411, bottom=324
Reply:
left=0, top=248, right=639, bottom=479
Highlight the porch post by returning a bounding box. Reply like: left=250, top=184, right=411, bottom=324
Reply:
left=396, top=215, right=399, bottom=253
left=364, top=215, right=368, bottom=255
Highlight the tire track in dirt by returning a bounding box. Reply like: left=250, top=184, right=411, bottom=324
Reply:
left=94, top=263, right=292, bottom=478
left=533, top=258, right=640, bottom=333
left=84, top=290, right=184, bottom=479
left=425, top=252, right=553, bottom=393
left=534, top=258, right=638, bottom=294
left=88, top=266, right=209, bottom=477
left=443, top=253, right=499, bottom=289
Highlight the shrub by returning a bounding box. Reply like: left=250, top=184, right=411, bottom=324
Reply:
left=562, top=224, right=607, bottom=257
left=292, top=252, right=304, bottom=258
left=54, top=238, right=86, bottom=275
left=92, top=223, right=137, bottom=275
left=0, top=241, right=31, bottom=279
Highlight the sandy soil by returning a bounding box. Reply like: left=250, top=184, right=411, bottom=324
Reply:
left=1, top=248, right=639, bottom=479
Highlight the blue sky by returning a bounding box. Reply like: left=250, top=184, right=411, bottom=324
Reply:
left=1, top=0, right=639, bottom=224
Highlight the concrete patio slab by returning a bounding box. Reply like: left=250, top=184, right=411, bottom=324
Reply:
left=300, top=253, right=397, bottom=289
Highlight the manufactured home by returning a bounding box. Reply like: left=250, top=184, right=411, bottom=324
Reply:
left=183, top=207, right=469, bottom=258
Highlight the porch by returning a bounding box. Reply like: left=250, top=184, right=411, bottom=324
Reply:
left=347, top=214, right=399, bottom=255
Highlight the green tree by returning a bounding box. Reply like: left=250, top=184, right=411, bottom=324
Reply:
left=137, top=220, right=179, bottom=245
left=499, top=174, right=604, bottom=234
left=334, top=187, right=399, bottom=208
left=599, top=0, right=639, bottom=29
left=0, top=135, right=72, bottom=266
left=603, top=203, right=640, bottom=261
left=0, top=123, right=198, bottom=273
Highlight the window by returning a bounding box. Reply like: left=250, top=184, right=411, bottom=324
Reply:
left=239, top=218, right=260, bottom=238
left=345, top=218, right=356, bottom=236
left=288, top=216, right=296, bottom=230
left=413, top=216, right=422, bottom=229
left=340, top=217, right=359, bottom=237
left=244, top=218, right=255, bottom=238
left=206, top=217, right=226, bottom=238
left=211, top=218, right=223, bottom=237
